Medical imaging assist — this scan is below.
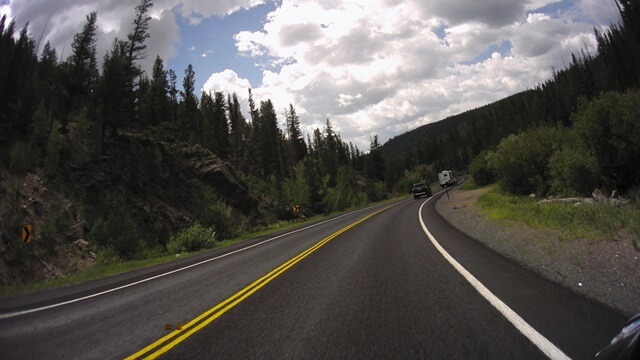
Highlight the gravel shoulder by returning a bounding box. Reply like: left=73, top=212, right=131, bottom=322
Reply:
left=435, top=185, right=640, bottom=317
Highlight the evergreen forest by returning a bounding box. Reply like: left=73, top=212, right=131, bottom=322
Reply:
left=1, top=0, right=639, bottom=284
left=383, top=0, right=640, bottom=199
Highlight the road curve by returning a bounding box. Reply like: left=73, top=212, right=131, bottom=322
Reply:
left=0, top=185, right=627, bottom=359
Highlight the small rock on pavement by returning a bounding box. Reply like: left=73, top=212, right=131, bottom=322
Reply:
left=578, top=282, right=583, bottom=287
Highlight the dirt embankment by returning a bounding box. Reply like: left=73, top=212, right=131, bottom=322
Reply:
left=435, top=187, right=640, bottom=317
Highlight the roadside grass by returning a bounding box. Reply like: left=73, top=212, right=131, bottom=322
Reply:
left=0, top=255, right=184, bottom=297
left=0, top=195, right=406, bottom=298
left=477, top=185, right=640, bottom=247
left=460, top=177, right=479, bottom=190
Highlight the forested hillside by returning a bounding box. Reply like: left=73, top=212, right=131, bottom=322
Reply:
left=382, top=0, right=640, bottom=198
left=2, top=0, right=639, bottom=286
left=0, top=0, right=387, bottom=285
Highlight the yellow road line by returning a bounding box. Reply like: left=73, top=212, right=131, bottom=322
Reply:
left=125, top=203, right=399, bottom=360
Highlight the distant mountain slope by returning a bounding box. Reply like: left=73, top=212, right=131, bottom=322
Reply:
left=380, top=90, right=533, bottom=160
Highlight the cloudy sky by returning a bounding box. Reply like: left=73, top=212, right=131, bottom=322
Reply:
left=1, top=0, right=620, bottom=150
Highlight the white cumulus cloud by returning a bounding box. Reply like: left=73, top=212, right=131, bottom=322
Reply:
left=229, top=0, right=613, bottom=150
left=202, top=69, right=253, bottom=115
left=3, top=0, right=264, bottom=73
left=4, top=0, right=619, bottom=151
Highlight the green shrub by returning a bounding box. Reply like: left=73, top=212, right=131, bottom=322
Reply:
left=167, top=223, right=217, bottom=254
left=323, top=166, right=366, bottom=212
left=88, top=210, right=140, bottom=259
left=367, top=181, right=387, bottom=203
left=197, top=189, right=234, bottom=240
left=460, top=178, right=479, bottom=190
left=468, top=150, right=495, bottom=186
left=573, top=92, right=640, bottom=192
left=283, top=163, right=311, bottom=209
left=95, top=246, right=123, bottom=265
left=549, top=145, right=600, bottom=196
left=491, top=126, right=562, bottom=195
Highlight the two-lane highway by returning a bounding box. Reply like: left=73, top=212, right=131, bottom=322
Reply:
left=0, top=185, right=627, bottom=359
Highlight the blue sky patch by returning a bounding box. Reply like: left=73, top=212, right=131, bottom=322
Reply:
left=460, top=40, right=512, bottom=66
left=168, top=2, right=277, bottom=92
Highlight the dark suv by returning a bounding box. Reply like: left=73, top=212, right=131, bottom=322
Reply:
left=412, top=182, right=432, bottom=199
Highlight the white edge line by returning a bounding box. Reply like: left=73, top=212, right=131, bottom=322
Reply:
left=418, top=189, right=571, bottom=360
left=0, top=206, right=376, bottom=320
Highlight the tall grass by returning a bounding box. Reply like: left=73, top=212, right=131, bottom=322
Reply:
left=478, top=186, right=640, bottom=247
left=460, top=177, right=479, bottom=190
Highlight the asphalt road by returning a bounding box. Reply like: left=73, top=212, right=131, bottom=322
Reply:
left=0, top=185, right=628, bottom=359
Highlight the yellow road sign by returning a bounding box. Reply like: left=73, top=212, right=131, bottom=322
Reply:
left=292, top=205, right=300, bottom=213
left=22, top=225, right=32, bottom=244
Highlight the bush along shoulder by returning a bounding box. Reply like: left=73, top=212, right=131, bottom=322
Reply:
left=166, top=223, right=217, bottom=254
left=469, top=91, right=640, bottom=200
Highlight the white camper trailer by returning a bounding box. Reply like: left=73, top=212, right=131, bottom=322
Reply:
left=438, top=170, right=456, bottom=188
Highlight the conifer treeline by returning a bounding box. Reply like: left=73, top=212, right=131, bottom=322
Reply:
left=6, top=0, right=637, bottom=211
left=0, top=0, right=387, bottom=218
left=382, top=0, right=640, bottom=192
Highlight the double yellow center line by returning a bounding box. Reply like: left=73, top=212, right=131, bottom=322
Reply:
left=126, top=203, right=398, bottom=359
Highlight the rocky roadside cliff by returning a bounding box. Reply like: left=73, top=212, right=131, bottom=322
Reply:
left=0, top=133, right=262, bottom=287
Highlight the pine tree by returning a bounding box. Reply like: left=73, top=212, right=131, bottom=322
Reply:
left=259, top=100, right=280, bottom=177
left=364, top=135, right=385, bottom=182
left=0, top=17, right=16, bottom=131
left=2, top=24, right=38, bottom=137
left=68, top=11, right=98, bottom=117
left=136, top=74, right=152, bottom=129
left=200, top=91, right=231, bottom=156
left=322, top=119, right=338, bottom=186
left=39, top=42, right=63, bottom=121
left=149, top=56, right=169, bottom=126
left=179, top=64, right=199, bottom=141
left=101, top=39, right=134, bottom=138
left=167, top=69, right=178, bottom=124
left=212, top=91, right=230, bottom=157
left=228, top=92, right=246, bottom=165
left=248, top=88, right=260, bottom=128
left=285, top=104, right=307, bottom=167
left=247, top=88, right=261, bottom=174
left=200, top=91, right=215, bottom=150
left=127, top=0, right=153, bottom=72
left=36, top=42, right=63, bottom=145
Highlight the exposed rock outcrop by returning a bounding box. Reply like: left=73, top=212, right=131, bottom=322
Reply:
left=538, top=189, right=631, bottom=208
left=0, top=133, right=262, bottom=287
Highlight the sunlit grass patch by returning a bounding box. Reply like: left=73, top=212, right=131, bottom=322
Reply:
left=460, top=177, right=479, bottom=190
left=477, top=186, right=640, bottom=245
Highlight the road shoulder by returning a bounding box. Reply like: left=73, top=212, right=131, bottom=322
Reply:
left=434, top=186, right=640, bottom=317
